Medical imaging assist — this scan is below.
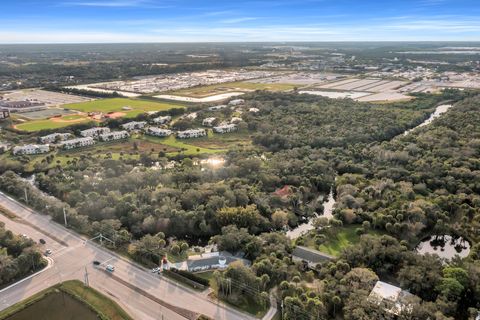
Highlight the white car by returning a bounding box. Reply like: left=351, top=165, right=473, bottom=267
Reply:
left=106, top=265, right=115, bottom=272
left=151, top=267, right=161, bottom=273
left=44, top=249, right=52, bottom=256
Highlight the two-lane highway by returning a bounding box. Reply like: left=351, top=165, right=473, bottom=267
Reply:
left=0, top=191, right=255, bottom=320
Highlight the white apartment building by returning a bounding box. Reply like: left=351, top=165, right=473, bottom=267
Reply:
left=99, top=130, right=130, bottom=142
left=249, top=107, right=260, bottom=113
left=39, top=132, right=73, bottom=144
left=208, top=105, right=227, bottom=111
left=230, top=117, right=242, bottom=124
left=60, top=137, right=95, bottom=150
left=80, top=127, right=110, bottom=138
left=121, top=121, right=147, bottom=131
left=13, top=144, right=50, bottom=155
left=213, top=124, right=237, bottom=134
left=177, top=129, right=206, bottom=139
left=228, top=99, right=245, bottom=106
left=202, top=117, right=216, bottom=127
left=145, top=127, right=173, bottom=137
left=152, top=115, right=171, bottom=125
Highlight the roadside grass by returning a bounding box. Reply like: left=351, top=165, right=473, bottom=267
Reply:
left=63, top=98, right=185, bottom=115
left=210, top=291, right=269, bottom=318
left=0, top=280, right=132, bottom=320
left=301, top=225, right=384, bottom=257
left=169, top=81, right=297, bottom=98
left=194, top=271, right=216, bottom=287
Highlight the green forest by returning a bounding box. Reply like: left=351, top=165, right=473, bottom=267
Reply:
left=0, top=222, right=47, bottom=287
left=0, top=89, right=479, bottom=319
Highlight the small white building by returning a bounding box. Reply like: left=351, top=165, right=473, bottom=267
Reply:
left=99, top=130, right=129, bottom=142
left=249, top=107, right=260, bottom=113
left=177, top=129, right=206, bottom=139
left=213, top=124, right=237, bottom=134
left=145, top=127, right=173, bottom=137
left=80, top=127, right=110, bottom=138
left=228, top=99, right=245, bottom=106
left=39, top=133, right=73, bottom=144
left=60, top=137, right=95, bottom=150
left=369, top=281, right=414, bottom=316
left=152, top=116, right=171, bottom=125
left=230, top=117, right=242, bottom=124
left=121, top=121, right=147, bottom=131
left=202, top=117, right=216, bottom=127
left=208, top=105, right=227, bottom=111
left=13, top=144, right=50, bottom=155
left=183, top=112, right=197, bottom=120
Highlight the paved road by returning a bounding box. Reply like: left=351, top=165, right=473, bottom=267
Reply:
left=0, top=191, right=255, bottom=320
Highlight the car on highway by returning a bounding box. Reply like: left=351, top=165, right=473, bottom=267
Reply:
left=44, top=249, right=52, bottom=256
left=93, top=260, right=101, bottom=266
left=106, top=264, right=115, bottom=272
left=39, top=238, right=46, bottom=244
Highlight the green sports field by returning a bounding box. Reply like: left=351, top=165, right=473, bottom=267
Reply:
left=64, top=98, right=185, bottom=115
left=15, top=117, right=94, bottom=132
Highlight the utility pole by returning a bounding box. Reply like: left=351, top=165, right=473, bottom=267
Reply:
left=63, top=207, right=68, bottom=227
left=84, top=266, right=89, bottom=287
left=24, top=187, right=28, bottom=205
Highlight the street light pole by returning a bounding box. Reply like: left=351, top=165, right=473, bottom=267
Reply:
left=63, top=207, right=68, bottom=227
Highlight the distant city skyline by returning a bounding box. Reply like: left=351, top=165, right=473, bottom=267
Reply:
left=1, top=0, right=480, bottom=43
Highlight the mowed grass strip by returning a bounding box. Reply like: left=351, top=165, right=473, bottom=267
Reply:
left=63, top=98, right=185, bottom=115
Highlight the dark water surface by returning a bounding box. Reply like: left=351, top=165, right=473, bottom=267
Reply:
left=6, top=291, right=99, bottom=320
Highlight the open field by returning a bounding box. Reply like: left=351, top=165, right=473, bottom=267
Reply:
left=14, top=98, right=185, bottom=132
left=14, top=115, right=94, bottom=132
left=63, top=98, right=185, bottom=116
left=166, top=81, right=297, bottom=98
left=155, top=92, right=245, bottom=103
left=301, top=225, right=384, bottom=257
left=0, top=280, right=132, bottom=320
left=145, top=135, right=226, bottom=155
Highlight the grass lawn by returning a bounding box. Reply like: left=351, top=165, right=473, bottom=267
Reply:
left=0, top=280, right=132, bottom=320
left=195, top=271, right=216, bottom=286
left=170, top=81, right=297, bottom=98
left=144, top=134, right=226, bottom=156
left=63, top=98, right=185, bottom=116
left=15, top=117, right=94, bottom=132
left=302, top=225, right=384, bottom=257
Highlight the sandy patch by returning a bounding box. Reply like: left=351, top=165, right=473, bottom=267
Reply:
left=105, top=112, right=126, bottom=119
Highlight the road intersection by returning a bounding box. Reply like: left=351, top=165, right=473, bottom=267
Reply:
left=0, top=191, right=256, bottom=320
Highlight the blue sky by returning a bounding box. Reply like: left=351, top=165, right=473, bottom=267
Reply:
left=1, top=0, right=479, bottom=43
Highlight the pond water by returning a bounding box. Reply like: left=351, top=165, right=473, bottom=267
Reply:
left=404, top=104, right=452, bottom=136
left=6, top=291, right=99, bottom=320
left=416, top=235, right=471, bottom=260
left=286, top=189, right=336, bottom=239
